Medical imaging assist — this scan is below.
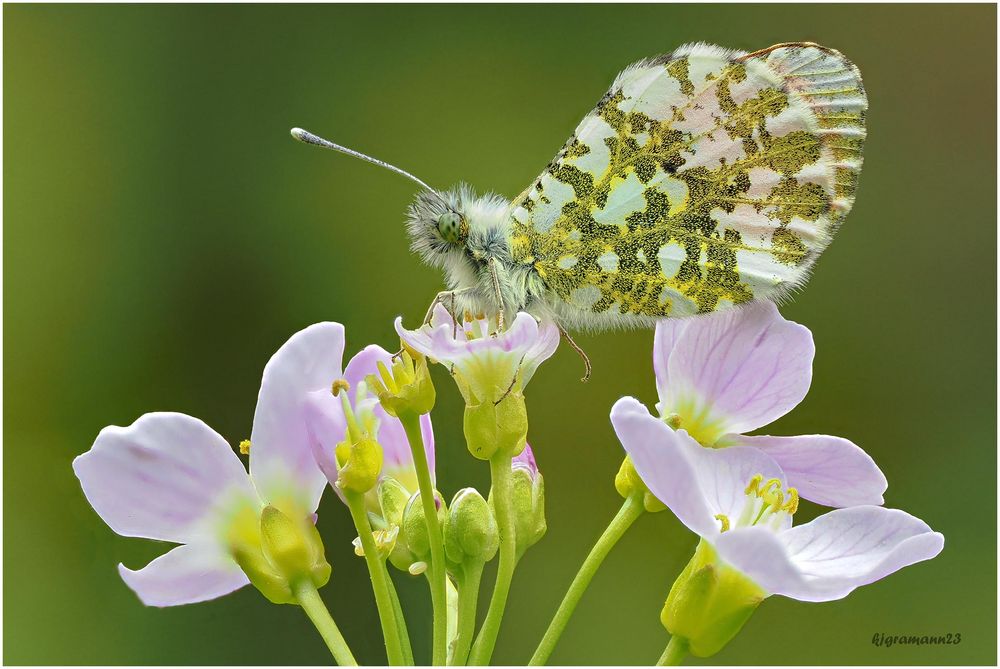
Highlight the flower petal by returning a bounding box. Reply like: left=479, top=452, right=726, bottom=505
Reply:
left=513, top=442, right=538, bottom=477
left=343, top=344, right=393, bottom=391
left=714, top=507, right=944, bottom=602
left=664, top=301, right=814, bottom=437
left=781, top=506, right=944, bottom=597
left=251, top=322, right=344, bottom=513
left=728, top=434, right=887, bottom=507
left=74, top=412, right=256, bottom=543
left=395, top=310, right=558, bottom=399
left=653, top=318, right=689, bottom=412
left=611, top=397, right=785, bottom=537
left=118, top=542, right=249, bottom=607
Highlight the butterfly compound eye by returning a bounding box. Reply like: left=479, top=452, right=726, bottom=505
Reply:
left=436, top=212, right=466, bottom=245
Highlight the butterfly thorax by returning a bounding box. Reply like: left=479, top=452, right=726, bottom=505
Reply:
left=406, top=184, right=545, bottom=317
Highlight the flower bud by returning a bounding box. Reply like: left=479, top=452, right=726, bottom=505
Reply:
left=463, top=392, right=528, bottom=460
left=444, top=488, right=499, bottom=572
left=232, top=504, right=332, bottom=605
left=615, top=456, right=666, bottom=513
left=375, top=477, right=421, bottom=572
left=510, top=458, right=546, bottom=560
left=661, top=540, right=765, bottom=657
left=400, top=489, right=448, bottom=563
left=367, top=348, right=436, bottom=418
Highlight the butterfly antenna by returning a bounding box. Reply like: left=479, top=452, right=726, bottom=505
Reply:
left=290, top=127, right=452, bottom=209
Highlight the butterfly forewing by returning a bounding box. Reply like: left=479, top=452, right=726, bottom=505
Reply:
left=509, top=43, right=866, bottom=329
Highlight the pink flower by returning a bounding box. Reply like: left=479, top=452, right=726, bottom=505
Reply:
left=395, top=305, right=559, bottom=404
left=612, top=398, right=943, bottom=602
left=304, top=343, right=435, bottom=507
left=648, top=302, right=886, bottom=507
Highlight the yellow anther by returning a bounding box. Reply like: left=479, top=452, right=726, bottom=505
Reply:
left=783, top=488, right=799, bottom=515
left=665, top=413, right=683, bottom=430
left=714, top=513, right=731, bottom=532
left=331, top=378, right=351, bottom=396
left=759, top=478, right=785, bottom=511
left=744, top=474, right=763, bottom=496
left=238, top=439, right=251, bottom=455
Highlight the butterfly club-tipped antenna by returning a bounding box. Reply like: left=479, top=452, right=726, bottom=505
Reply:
left=290, top=127, right=456, bottom=212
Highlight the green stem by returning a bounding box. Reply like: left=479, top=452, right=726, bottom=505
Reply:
left=344, top=491, right=406, bottom=666
left=386, top=571, right=414, bottom=665
left=468, top=454, right=515, bottom=666
left=400, top=413, right=448, bottom=665
left=294, top=581, right=358, bottom=666
left=657, top=636, right=689, bottom=666
left=449, top=566, right=485, bottom=666
left=528, top=493, right=645, bottom=665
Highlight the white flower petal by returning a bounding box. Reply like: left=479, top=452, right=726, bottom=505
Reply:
left=395, top=310, right=558, bottom=396
left=612, top=397, right=784, bottom=536
left=74, top=413, right=255, bottom=543
left=611, top=397, right=718, bottom=536
left=729, top=434, right=887, bottom=507
left=664, top=301, right=814, bottom=436
left=653, top=318, right=689, bottom=412
left=781, top=507, right=944, bottom=596
left=251, top=322, right=344, bottom=513
left=714, top=507, right=944, bottom=602
left=118, top=542, right=249, bottom=607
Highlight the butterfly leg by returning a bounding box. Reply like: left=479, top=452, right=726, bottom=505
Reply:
left=487, top=257, right=506, bottom=332
left=557, top=323, right=592, bottom=383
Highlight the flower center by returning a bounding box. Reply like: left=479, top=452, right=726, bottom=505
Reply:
left=715, top=474, right=798, bottom=533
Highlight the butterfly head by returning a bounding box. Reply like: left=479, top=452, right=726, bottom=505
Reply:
left=406, top=188, right=471, bottom=264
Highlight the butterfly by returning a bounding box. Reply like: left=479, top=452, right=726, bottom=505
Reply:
left=293, top=42, right=866, bottom=335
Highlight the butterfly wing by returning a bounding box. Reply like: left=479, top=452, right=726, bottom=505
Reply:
left=509, top=42, right=866, bottom=329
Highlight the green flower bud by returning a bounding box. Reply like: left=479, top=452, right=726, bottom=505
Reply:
left=661, top=540, right=765, bottom=657
left=232, top=504, right=331, bottom=605
left=375, top=477, right=420, bottom=572
left=444, top=488, right=498, bottom=572
left=378, top=476, right=411, bottom=527
left=463, top=391, right=528, bottom=460
left=400, top=489, right=448, bottom=563
left=615, top=456, right=666, bottom=513
left=510, top=463, right=546, bottom=560
left=367, top=348, right=436, bottom=418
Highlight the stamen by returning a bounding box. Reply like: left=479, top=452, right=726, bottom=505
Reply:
left=714, top=513, right=731, bottom=532
left=238, top=439, right=251, bottom=455
left=744, top=474, right=763, bottom=495
left=664, top=413, right=682, bottom=430
left=377, top=360, right=397, bottom=394
left=331, top=378, right=351, bottom=396
left=783, top=488, right=799, bottom=515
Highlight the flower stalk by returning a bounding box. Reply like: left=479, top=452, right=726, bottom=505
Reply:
left=344, top=490, right=408, bottom=665
left=294, top=580, right=358, bottom=666
left=528, top=492, right=645, bottom=665
left=467, top=454, right=516, bottom=666
left=400, top=412, right=448, bottom=665
left=656, top=636, right=688, bottom=666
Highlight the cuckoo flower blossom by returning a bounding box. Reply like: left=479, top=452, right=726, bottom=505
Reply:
left=305, top=343, right=435, bottom=515
left=73, top=323, right=346, bottom=607
left=648, top=301, right=886, bottom=507
left=395, top=304, right=559, bottom=405
left=612, top=397, right=943, bottom=603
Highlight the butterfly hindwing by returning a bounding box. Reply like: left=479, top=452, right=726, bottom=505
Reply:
left=509, top=42, right=866, bottom=329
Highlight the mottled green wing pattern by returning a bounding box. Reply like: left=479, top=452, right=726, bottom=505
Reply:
left=509, top=42, right=866, bottom=327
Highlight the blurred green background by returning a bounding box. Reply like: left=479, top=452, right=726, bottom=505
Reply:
left=4, top=3, right=996, bottom=665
